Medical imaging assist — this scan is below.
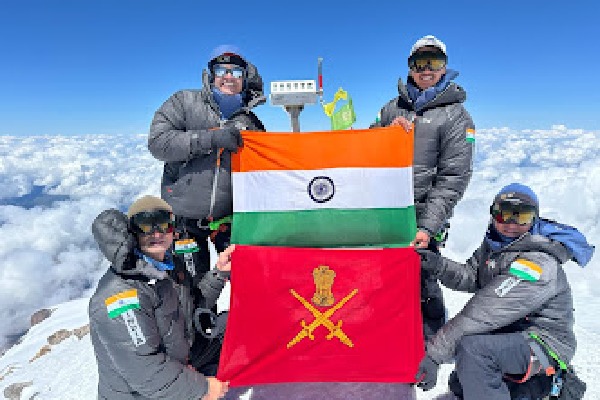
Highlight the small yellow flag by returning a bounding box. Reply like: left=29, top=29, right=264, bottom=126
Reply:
left=323, top=88, right=349, bottom=117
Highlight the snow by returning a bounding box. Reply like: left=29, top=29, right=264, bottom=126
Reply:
left=0, top=126, right=599, bottom=399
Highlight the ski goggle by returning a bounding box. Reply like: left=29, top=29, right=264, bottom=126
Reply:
left=491, top=202, right=537, bottom=225
left=213, top=65, right=245, bottom=79
left=130, top=210, right=175, bottom=235
left=408, top=53, right=447, bottom=72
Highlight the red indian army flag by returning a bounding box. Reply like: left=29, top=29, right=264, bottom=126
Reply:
left=217, top=245, right=424, bottom=386
left=230, top=127, right=417, bottom=247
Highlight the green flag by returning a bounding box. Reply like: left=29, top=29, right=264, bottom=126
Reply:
left=331, top=95, right=356, bottom=130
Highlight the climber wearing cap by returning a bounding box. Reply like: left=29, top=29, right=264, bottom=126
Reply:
left=413, top=183, right=594, bottom=399
left=371, top=34, right=476, bottom=340
left=88, top=196, right=232, bottom=400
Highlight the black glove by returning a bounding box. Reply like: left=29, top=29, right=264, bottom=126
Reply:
left=92, top=209, right=136, bottom=269
left=416, top=249, right=442, bottom=275
left=211, top=124, right=242, bottom=151
left=415, top=354, right=439, bottom=391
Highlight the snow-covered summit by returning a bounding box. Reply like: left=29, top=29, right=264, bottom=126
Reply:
left=1, top=126, right=599, bottom=398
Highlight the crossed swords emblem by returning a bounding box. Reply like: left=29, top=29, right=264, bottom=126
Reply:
left=286, top=288, right=358, bottom=349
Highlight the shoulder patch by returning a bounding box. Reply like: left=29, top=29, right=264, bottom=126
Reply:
left=509, top=259, right=542, bottom=281
left=105, top=289, right=140, bottom=319
left=466, top=128, right=476, bottom=143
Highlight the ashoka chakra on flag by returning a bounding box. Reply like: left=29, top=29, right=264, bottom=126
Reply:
left=230, top=126, right=417, bottom=248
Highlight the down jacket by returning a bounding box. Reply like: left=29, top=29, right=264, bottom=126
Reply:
left=89, top=209, right=225, bottom=399
left=425, top=228, right=577, bottom=365
left=148, top=63, right=266, bottom=220
left=374, top=75, right=474, bottom=235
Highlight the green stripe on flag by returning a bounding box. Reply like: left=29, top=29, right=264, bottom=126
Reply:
left=231, top=207, right=417, bottom=247
left=108, top=303, right=141, bottom=319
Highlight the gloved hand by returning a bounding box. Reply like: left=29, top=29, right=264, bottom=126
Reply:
left=92, top=209, right=136, bottom=269
left=415, top=354, right=439, bottom=391
left=211, top=124, right=242, bottom=151
left=416, top=249, right=442, bottom=275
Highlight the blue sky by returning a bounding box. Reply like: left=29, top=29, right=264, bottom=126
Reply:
left=1, top=0, right=598, bottom=135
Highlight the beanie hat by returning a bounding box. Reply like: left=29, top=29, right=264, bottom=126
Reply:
left=409, top=35, right=447, bottom=58
left=127, top=195, right=172, bottom=218
left=492, top=183, right=539, bottom=212
left=208, top=44, right=247, bottom=72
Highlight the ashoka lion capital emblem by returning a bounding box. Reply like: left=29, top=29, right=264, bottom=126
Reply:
left=312, top=266, right=336, bottom=307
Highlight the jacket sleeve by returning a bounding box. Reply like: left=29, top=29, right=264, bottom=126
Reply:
left=418, top=106, right=474, bottom=235
left=90, top=287, right=208, bottom=399
left=427, top=251, right=560, bottom=364
left=435, top=242, right=487, bottom=293
left=197, top=269, right=228, bottom=310
left=148, top=91, right=216, bottom=162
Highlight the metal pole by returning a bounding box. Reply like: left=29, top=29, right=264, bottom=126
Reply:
left=317, top=57, right=323, bottom=98
left=285, top=105, right=304, bottom=132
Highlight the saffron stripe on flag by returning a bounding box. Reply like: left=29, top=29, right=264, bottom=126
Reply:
left=233, top=127, right=413, bottom=172
left=104, top=289, right=138, bottom=307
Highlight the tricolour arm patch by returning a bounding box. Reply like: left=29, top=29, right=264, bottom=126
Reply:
left=105, top=289, right=141, bottom=319
left=509, top=259, right=542, bottom=282
left=466, top=128, right=476, bottom=143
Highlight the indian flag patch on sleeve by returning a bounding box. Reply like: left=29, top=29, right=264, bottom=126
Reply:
left=509, top=259, right=542, bottom=281
left=466, top=128, right=476, bottom=143
left=105, top=289, right=141, bottom=319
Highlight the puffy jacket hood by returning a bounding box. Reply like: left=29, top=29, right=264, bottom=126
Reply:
left=532, top=218, right=595, bottom=267
left=485, top=217, right=594, bottom=267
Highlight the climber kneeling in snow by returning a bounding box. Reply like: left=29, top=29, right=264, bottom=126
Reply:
left=415, top=183, right=593, bottom=400
left=88, top=196, right=229, bottom=400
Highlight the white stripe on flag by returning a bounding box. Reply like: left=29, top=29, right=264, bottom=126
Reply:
left=233, top=167, right=414, bottom=212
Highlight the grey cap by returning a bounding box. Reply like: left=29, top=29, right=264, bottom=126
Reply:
left=409, top=35, right=447, bottom=58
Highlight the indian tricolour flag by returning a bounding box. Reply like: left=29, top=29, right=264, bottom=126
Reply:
left=231, top=126, right=417, bottom=248
left=509, top=259, right=543, bottom=281
left=105, top=289, right=141, bottom=319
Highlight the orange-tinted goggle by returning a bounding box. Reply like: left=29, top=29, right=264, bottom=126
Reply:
left=408, top=53, right=447, bottom=72
left=491, top=202, right=537, bottom=225
left=130, top=210, right=175, bottom=235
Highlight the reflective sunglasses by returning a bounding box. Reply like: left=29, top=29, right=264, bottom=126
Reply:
left=491, top=202, right=537, bottom=225
left=213, top=65, right=245, bottom=79
left=130, top=209, right=175, bottom=235
left=408, top=53, right=447, bottom=72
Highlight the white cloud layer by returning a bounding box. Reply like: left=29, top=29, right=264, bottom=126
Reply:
left=0, top=134, right=162, bottom=349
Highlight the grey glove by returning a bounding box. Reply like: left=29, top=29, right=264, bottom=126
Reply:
left=415, top=354, right=439, bottom=391
left=194, top=309, right=228, bottom=340
left=211, top=124, right=242, bottom=151
left=91, top=209, right=136, bottom=269
left=416, top=249, right=442, bottom=276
